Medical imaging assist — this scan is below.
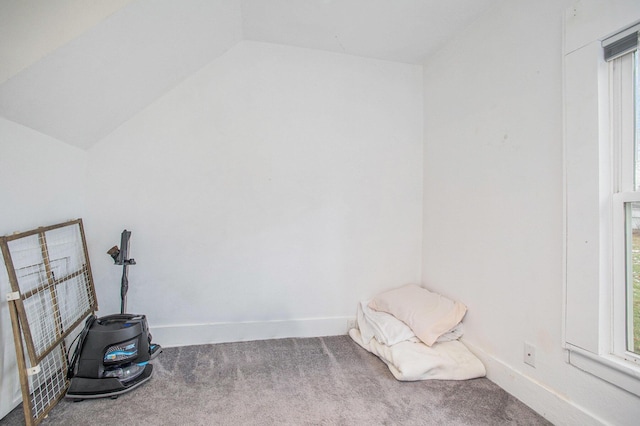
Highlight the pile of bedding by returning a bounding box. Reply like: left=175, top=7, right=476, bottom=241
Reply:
left=349, top=284, right=486, bottom=381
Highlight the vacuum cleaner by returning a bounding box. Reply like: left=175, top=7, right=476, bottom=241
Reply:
left=66, top=230, right=161, bottom=400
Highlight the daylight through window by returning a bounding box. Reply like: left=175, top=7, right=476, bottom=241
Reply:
left=625, top=51, right=640, bottom=355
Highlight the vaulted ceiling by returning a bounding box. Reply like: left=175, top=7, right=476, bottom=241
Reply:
left=0, top=0, right=500, bottom=149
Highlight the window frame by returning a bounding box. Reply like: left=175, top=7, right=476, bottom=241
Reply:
left=564, top=22, right=640, bottom=395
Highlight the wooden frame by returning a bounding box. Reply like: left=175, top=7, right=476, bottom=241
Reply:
left=1, top=219, right=98, bottom=425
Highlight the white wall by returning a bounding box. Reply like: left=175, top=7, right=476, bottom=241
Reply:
left=0, top=118, right=87, bottom=418
left=421, top=0, right=640, bottom=424
left=85, top=41, right=424, bottom=346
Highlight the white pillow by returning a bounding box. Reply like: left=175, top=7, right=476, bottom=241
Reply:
left=368, top=284, right=467, bottom=346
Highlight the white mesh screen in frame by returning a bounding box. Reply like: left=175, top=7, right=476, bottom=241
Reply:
left=0, top=219, right=97, bottom=426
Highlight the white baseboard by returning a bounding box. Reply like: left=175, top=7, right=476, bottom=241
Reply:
left=150, top=316, right=355, bottom=348
left=464, top=342, right=606, bottom=426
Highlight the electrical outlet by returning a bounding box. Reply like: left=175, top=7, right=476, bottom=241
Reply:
left=524, top=342, right=536, bottom=368
left=347, top=318, right=357, bottom=330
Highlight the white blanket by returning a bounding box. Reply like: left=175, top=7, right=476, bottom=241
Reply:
left=357, top=300, right=464, bottom=347
left=349, top=328, right=486, bottom=381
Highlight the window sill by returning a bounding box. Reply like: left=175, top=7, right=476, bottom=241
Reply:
left=566, top=344, right=640, bottom=396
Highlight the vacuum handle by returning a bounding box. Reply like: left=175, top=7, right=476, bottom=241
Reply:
left=121, top=265, right=129, bottom=314
left=67, top=315, right=97, bottom=379
left=97, top=313, right=146, bottom=324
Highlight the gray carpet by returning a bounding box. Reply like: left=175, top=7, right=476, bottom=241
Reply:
left=1, top=336, right=551, bottom=425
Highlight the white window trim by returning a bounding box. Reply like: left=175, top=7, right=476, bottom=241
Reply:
left=610, top=50, right=640, bottom=364
left=566, top=346, right=640, bottom=392
left=563, top=11, right=640, bottom=395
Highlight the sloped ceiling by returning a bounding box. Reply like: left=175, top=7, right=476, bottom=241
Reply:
left=0, top=0, right=500, bottom=149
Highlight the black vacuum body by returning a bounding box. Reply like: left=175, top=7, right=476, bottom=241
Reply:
left=67, top=314, right=160, bottom=399
left=66, top=230, right=161, bottom=400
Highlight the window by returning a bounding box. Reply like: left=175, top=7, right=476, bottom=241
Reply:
left=564, top=21, right=640, bottom=395
left=610, top=43, right=640, bottom=362
left=624, top=201, right=640, bottom=355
